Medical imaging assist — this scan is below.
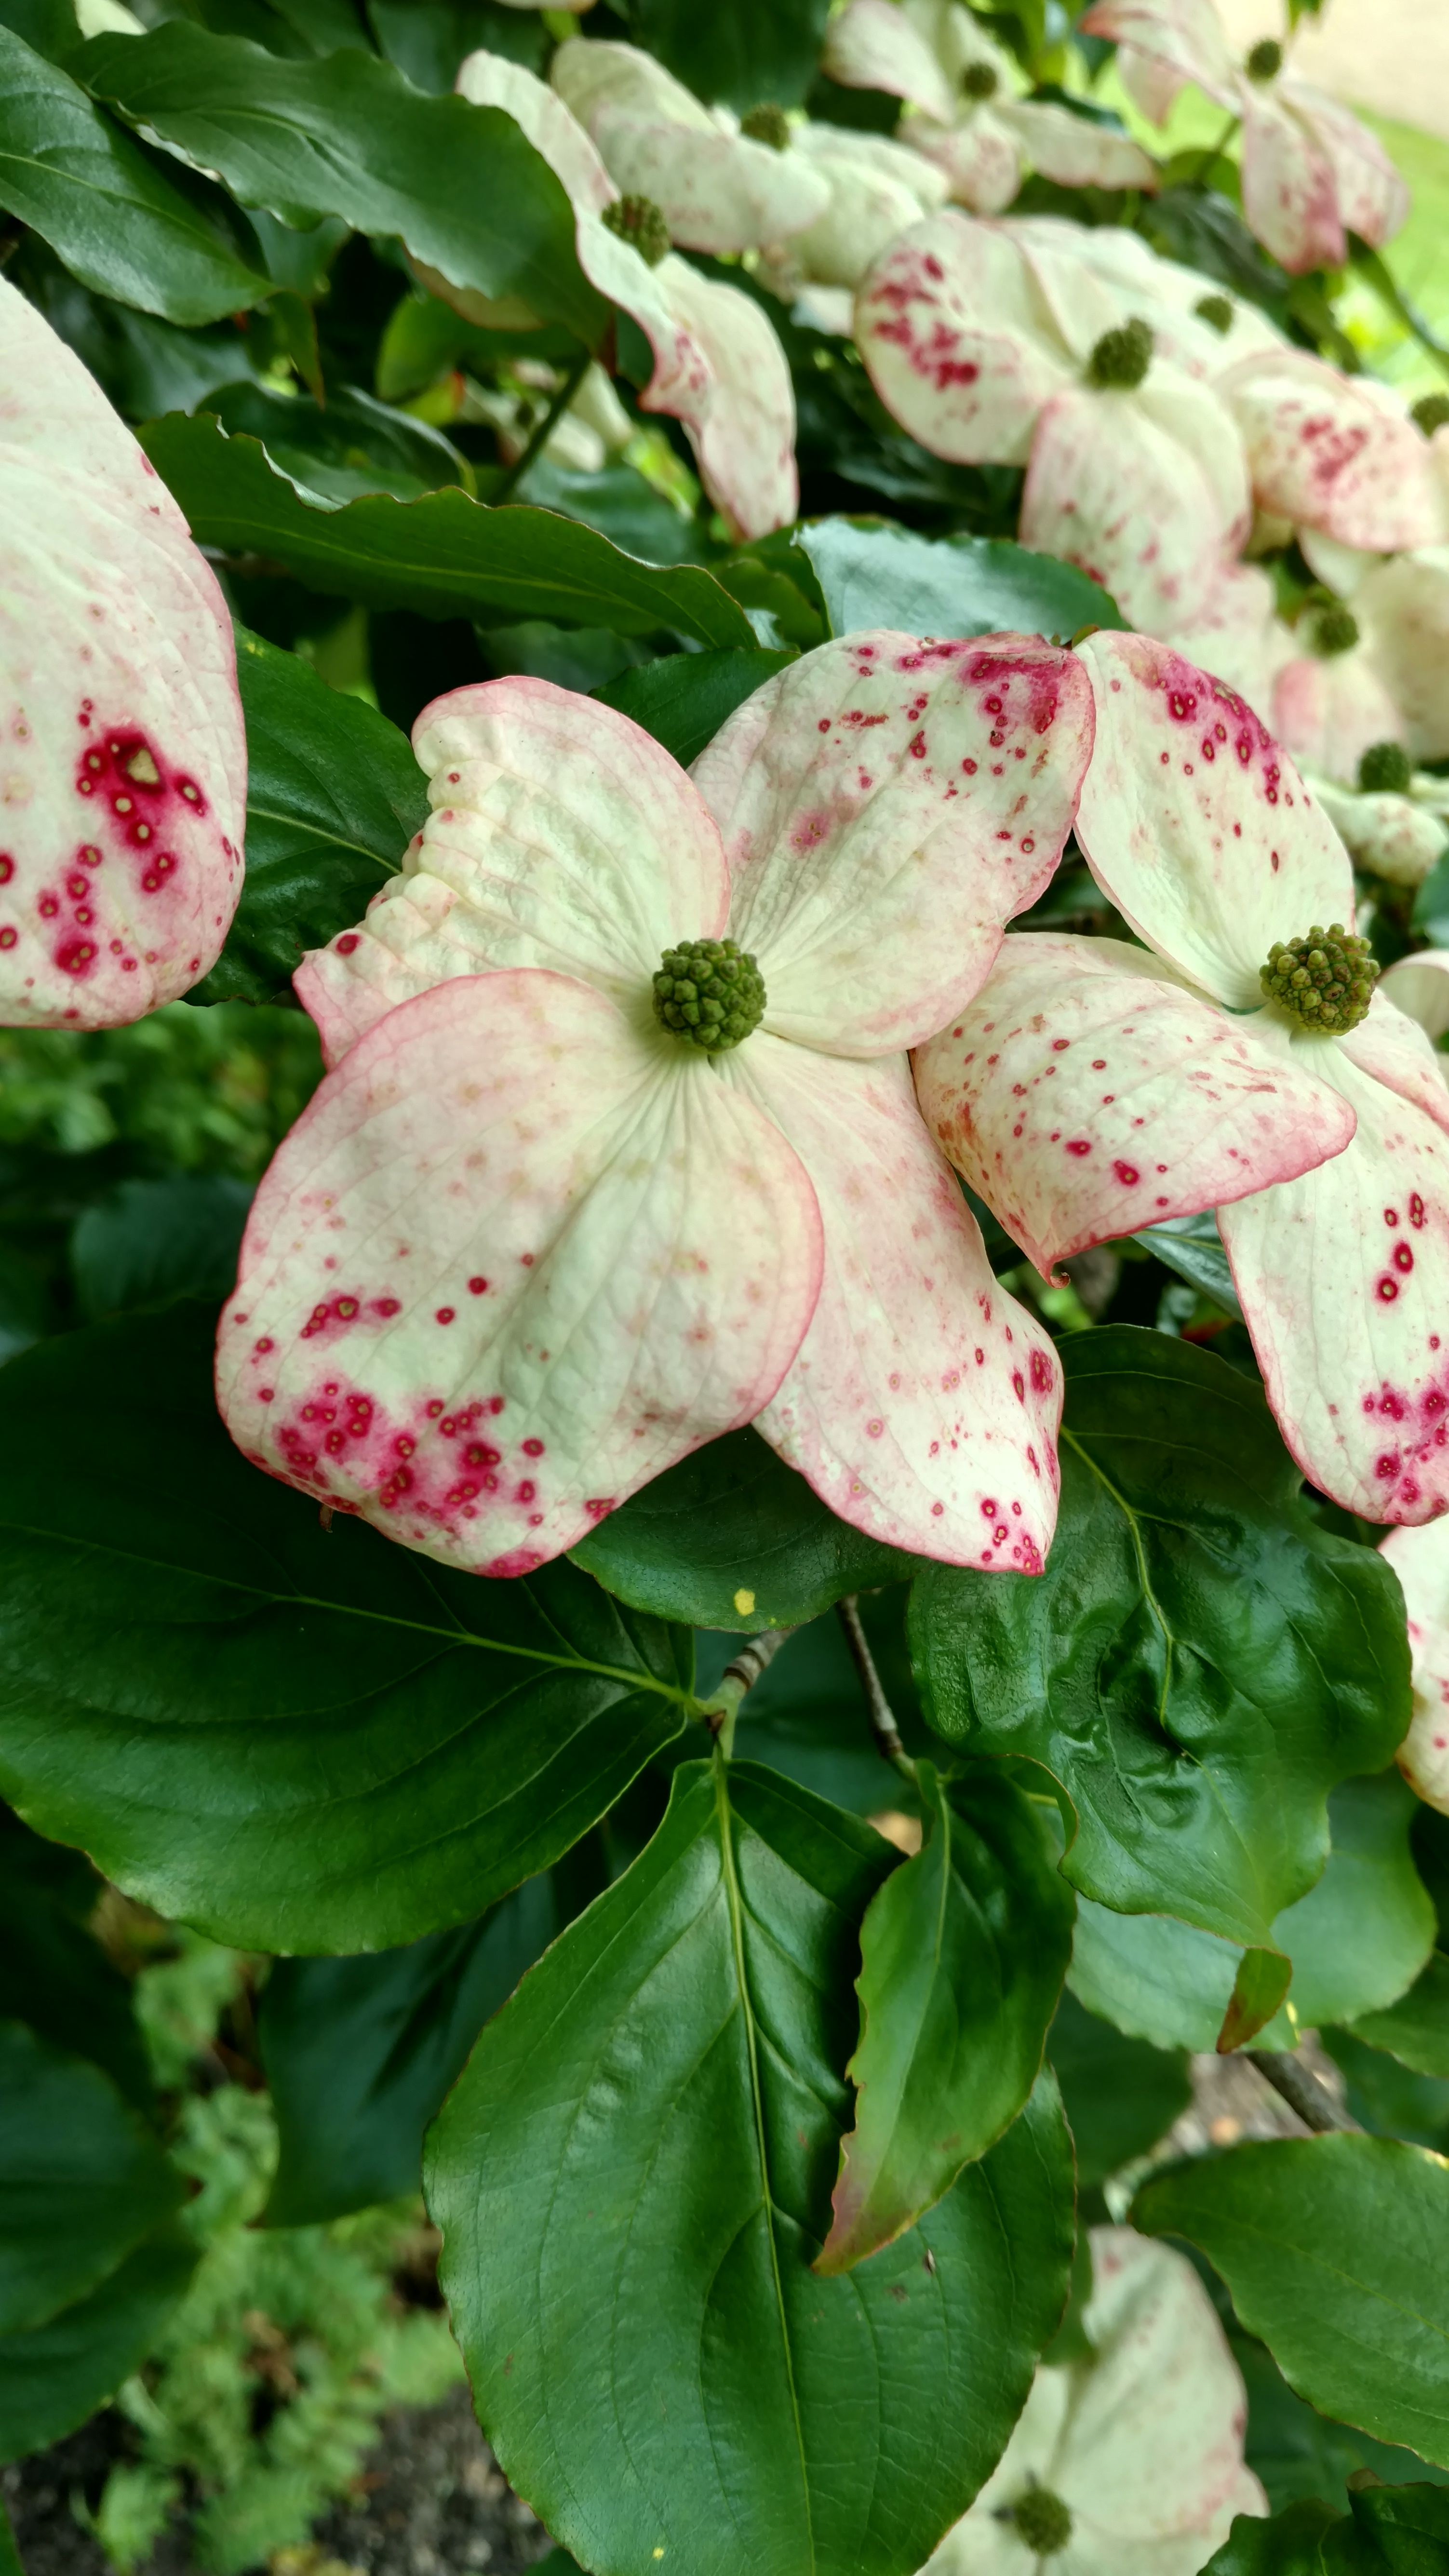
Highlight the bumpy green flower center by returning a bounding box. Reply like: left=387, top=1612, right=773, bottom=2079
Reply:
left=1087, top=317, right=1154, bottom=389
left=1359, top=740, right=1413, bottom=794
left=1314, top=603, right=1360, bottom=657
left=740, top=101, right=791, bottom=148
left=1008, top=2487, right=1073, bottom=2555
left=1195, top=292, right=1234, bottom=335
left=601, top=194, right=671, bottom=266
left=1246, top=35, right=1283, bottom=79
left=653, top=939, right=766, bottom=1051
left=1261, top=925, right=1380, bottom=1033
left=1412, top=392, right=1449, bottom=436
left=962, top=60, right=999, bottom=98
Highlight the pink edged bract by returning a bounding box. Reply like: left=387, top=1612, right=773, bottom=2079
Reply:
left=0, top=274, right=245, bottom=1028
left=914, top=631, right=1449, bottom=1525
left=1380, top=1516, right=1449, bottom=1815
left=924, top=2227, right=1265, bottom=2574
left=218, top=636, right=1096, bottom=1579
left=431, top=51, right=797, bottom=540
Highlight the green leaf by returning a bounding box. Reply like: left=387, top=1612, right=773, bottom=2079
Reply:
left=427, top=1759, right=1074, bottom=2576
left=627, top=0, right=829, bottom=111
left=204, top=379, right=473, bottom=503
left=519, top=456, right=710, bottom=568
left=0, top=25, right=272, bottom=323
left=366, top=0, right=549, bottom=92
left=1068, top=1896, right=1294, bottom=2054
left=1136, top=1211, right=1243, bottom=1319
left=1046, top=1988, right=1191, bottom=2189
left=0, top=1305, right=693, bottom=1953
left=0, top=2218, right=197, bottom=2467
left=1320, top=2029, right=1449, bottom=2151
left=571, top=1425, right=911, bottom=1630
left=77, top=21, right=606, bottom=344
left=910, top=1328, right=1410, bottom=1952
left=592, top=648, right=793, bottom=771
left=139, top=415, right=757, bottom=649
left=795, top=518, right=1128, bottom=643
left=818, top=1761, right=1073, bottom=2270
left=0, top=1810, right=152, bottom=2108
left=725, top=1597, right=931, bottom=1819
left=1205, top=2482, right=1449, bottom=2572
left=375, top=285, right=582, bottom=404
left=260, top=1870, right=584, bottom=2225
left=1350, top=1952, right=1449, bottom=2081
left=1273, top=1773, right=1436, bottom=2030
left=191, top=625, right=424, bottom=1006
left=1134, top=2135, right=1449, bottom=2469
left=71, top=1174, right=253, bottom=1318
left=0, top=2023, right=184, bottom=2336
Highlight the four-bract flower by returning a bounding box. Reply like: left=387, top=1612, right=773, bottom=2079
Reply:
left=855, top=213, right=1252, bottom=634
left=217, top=633, right=1093, bottom=1579
left=549, top=39, right=831, bottom=253
left=756, top=124, right=950, bottom=332
left=915, top=631, right=1449, bottom=1525
left=1080, top=0, right=1408, bottom=274
left=1219, top=349, right=1440, bottom=556
left=824, top=0, right=1157, bottom=214
left=421, top=51, right=799, bottom=539
left=923, top=2228, right=1264, bottom=2573
left=0, top=276, right=245, bottom=1029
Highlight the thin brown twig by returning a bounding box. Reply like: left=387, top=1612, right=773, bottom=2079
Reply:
left=698, top=1626, right=796, bottom=1757
left=837, top=1595, right=917, bottom=1784
left=1246, top=2050, right=1360, bottom=2134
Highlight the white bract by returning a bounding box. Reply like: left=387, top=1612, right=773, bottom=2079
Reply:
left=549, top=40, right=832, bottom=254
left=915, top=631, right=1449, bottom=1524
left=0, top=275, right=245, bottom=1029
left=922, top=2228, right=1265, bottom=2574
left=824, top=0, right=1157, bottom=214
left=218, top=635, right=1095, bottom=1579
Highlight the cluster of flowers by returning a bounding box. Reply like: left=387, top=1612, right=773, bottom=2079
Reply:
left=6, top=0, right=1449, bottom=1832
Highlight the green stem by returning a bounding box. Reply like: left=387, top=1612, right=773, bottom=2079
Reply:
left=1189, top=110, right=1240, bottom=186
left=697, top=1625, right=796, bottom=1759
left=490, top=345, right=590, bottom=505
left=837, top=1595, right=917, bottom=1786
left=1351, top=238, right=1449, bottom=387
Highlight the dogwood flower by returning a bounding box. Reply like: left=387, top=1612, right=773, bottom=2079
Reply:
left=548, top=40, right=831, bottom=255
left=915, top=631, right=1449, bottom=1525
left=1353, top=549, right=1449, bottom=762
left=923, top=2229, right=1265, bottom=2574
left=0, top=275, right=245, bottom=1031
left=755, top=125, right=949, bottom=331
left=1272, top=599, right=1409, bottom=787
left=1218, top=350, right=1440, bottom=556
left=824, top=0, right=1157, bottom=214
left=217, top=635, right=1093, bottom=1579
left=1079, top=0, right=1408, bottom=275
left=423, top=52, right=798, bottom=538
left=1158, top=561, right=1288, bottom=714
left=855, top=214, right=1250, bottom=634
left=1380, top=1516, right=1449, bottom=1814
left=1309, top=750, right=1449, bottom=890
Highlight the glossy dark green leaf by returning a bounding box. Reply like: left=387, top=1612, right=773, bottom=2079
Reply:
left=191, top=625, right=423, bottom=1006
left=205, top=379, right=472, bottom=503
left=519, top=457, right=708, bottom=567
left=1136, top=1211, right=1242, bottom=1319
left=1135, top=2136, right=1449, bottom=2468
left=71, top=1175, right=253, bottom=1318
left=0, top=2218, right=197, bottom=2467
left=1320, top=2029, right=1449, bottom=2150
left=140, top=415, right=757, bottom=648
left=571, top=1425, right=911, bottom=1630
left=78, top=22, right=605, bottom=344
left=1068, top=1893, right=1280, bottom=2054
left=0, top=2023, right=184, bottom=2336
left=818, top=1761, right=1073, bottom=2270
left=1204, top=2483, right=1449, bottom=2574
left=910, top=1329, right=1410, bottom=1951
left=428, top=1759, right=1074, bottom=2576
left=628, top=0, right=829, bottom=110
left=1273, top=1773, right=1436, bottom=2029
left=0, top=26, right=271, bottom=322
left=260, top=1869, right=584, bottom=2225
left=374, top=285, right=581, bottom=404
left=1046, top=1988, right=1191, bottom=2188
left=1350, top=1953, right=1449, bottom=2080
left=0, top=1811, right=151, bottom=2108
left=0, top=1306, right=693, bottom=1953
left=795, top=518, right=1128, bottom=643
left=1233, top=2320, right=1449, bottom=2515
left=591, top=649, right=793, bottom=772
left=367, top=0, right=548, bottom=90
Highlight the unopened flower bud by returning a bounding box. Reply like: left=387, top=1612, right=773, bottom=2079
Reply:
left=1261, top=924, right=1379, bottom=1033
left=1358, top=740, right=1413, bottom=795
left=1087, top=317, right=1154, bottom=390
left=602, top=195, right=671, bottom=267
left=653, top=938, right=766, bottom=1051
left=1246, top=36, right=1282, bottom=79
left=1313, top=603, right=1360, bottom=657
left=740, top=102, right=791, bottom=149
left=1412, top=392, right=1449, bottom=437
left=962, top=61, right=999, bottom=98
left=1008, top=2486, right=1073, bottom=2555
